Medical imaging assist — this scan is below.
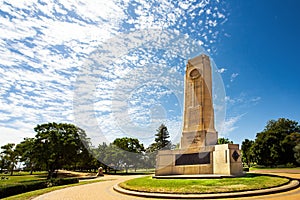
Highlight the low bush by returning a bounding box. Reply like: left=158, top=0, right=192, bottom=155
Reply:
left=47, top=178, right=79, bottom=187
left=0, top=180, right=46, bottom=198
left=0, top=178, right=79, bottom=198
left=243, top=167, right=249, bottom=172
left=285, top=163, right=296, bottom=168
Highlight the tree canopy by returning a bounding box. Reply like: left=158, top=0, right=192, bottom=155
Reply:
left=33, top=122, right=91, bottom=178
left=249, top=118, right=300, bottom=166
left=154, top=123, right=171, bottom=150
left=217, top=137, right=233, bottom=144
left=241, top=139, right=254, bottom=167
left=0, top=143, right=18, bottom=175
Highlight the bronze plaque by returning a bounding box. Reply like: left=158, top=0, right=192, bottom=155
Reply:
left=175, top=152, right=210, bottom=166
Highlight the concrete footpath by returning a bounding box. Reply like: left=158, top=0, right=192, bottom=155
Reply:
left=33, top=169, right=300, bottom=200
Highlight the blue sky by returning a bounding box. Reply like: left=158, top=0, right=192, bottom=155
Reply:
left=214, top=0, right=300, bottom=143
left=0, top=0, right=299, bottom=148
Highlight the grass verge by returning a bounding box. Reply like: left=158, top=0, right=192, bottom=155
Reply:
left=119, top=173, right=289, bottom=194
left=2, top=178, right=114, bottom=200
left=0, top=172, right=47, bottom=186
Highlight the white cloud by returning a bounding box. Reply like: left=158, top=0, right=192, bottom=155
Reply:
left=0, top=0, right=229, bottom=148
left=218, top=114, right=245, bottom=137
left=230, top=73, right=239, bottom=82
left=217, top=68, right=227, bottom=74
left=250, top=96, right=261, bottom=103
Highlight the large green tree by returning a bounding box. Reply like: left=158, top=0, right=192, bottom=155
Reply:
left=154, top=124, right=171, bottom=150
left=94, top=142, right=111, bottom=172
left=103, top=143, right=124, bottom=172
left=294, top=143, right=300, bottom=164
left=112, top=137, right=145, bottom=173
left=252, top=118, right=300, bottom=166
left=0, top=154, right=7, bottom=173
left=16, top=138, right=36, bottom=174
left=241, top=139, right=254, bottom=167
left=145, top=124, right=172, bottom=169
left=0, top=143, right=19, bottom=175
left=33, top=122, right=90, bottom=178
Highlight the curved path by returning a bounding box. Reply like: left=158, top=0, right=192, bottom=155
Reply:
left=34, top=170, right=300, bottom=200
left=33, top=175, right=150, bottom=200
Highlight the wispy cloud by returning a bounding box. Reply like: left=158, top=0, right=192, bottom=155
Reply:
left=230, top=73, right=239, bottom=82
left=218, top=114, right=245, bottom=137
left=0, top=0, right=229, bottom=147
left=217, top=68, right=227, bottom=74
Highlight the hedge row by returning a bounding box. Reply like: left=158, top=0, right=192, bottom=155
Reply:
left=0, top=178, right=79, bottom=198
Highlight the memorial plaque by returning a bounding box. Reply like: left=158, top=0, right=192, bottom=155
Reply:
left=175, top=152, right=210, bottom=166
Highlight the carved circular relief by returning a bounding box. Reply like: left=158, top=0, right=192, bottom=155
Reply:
left=189, top=69, right=200, bottom=79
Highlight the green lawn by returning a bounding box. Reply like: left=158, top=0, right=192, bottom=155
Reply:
left=119, top=173, right=289, bottom=194
left=0, top=172, right=47, bottom=187
left=250, top=167, right=300, bottom=170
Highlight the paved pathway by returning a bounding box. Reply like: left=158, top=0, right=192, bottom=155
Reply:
left=239, top=170, right=300, bottom=200
left=33, top=170, right=300, bottom=200
left=33, top=175, right=152, bottom=200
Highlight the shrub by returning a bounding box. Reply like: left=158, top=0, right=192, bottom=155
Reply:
left=243, top=167, right=249, bottom=172
left=47, top=178, right=79, bottom=187
left=0, top=178, right=79, bottom=198
left=286, top=162, right=296, bottom=168
left=0, top=180, right=46, bottom=198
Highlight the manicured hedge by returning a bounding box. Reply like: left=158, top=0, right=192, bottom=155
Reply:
left=243, top=167, right=250, bottom=172
left=48, top=177, right=79, bottom=187
left=0, top=178, right=79, bottom=198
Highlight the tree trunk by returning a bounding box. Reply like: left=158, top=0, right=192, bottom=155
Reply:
left=47, top=167, right=56, bottom=179
left=30, top=162, right=33, bottom=175
left=10, top=163, right=14, bottom=176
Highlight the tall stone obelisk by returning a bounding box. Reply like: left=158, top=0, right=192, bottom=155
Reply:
left=155, top=54, right=243, bottom=176
left=180, top=54, right=218, bottom=148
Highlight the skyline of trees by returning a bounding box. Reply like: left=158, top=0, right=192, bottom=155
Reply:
left=241, top=118, right=300, bottom=167
left=1, top=118, right=299, bottom=177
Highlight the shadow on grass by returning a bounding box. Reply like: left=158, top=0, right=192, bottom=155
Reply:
left=106, top=172, right=154, bottom=176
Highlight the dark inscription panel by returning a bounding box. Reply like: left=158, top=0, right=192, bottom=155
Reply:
left=175, top=152, right=210, bottom=166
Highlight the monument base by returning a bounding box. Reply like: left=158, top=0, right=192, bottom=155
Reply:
left=155, top=144, right=243, bottom=176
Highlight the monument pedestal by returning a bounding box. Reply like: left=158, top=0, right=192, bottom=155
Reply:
left=213, top=144, right=243, bottom=175
left=155, top=146, right=214, bottom=176
left=155, top=144, right=243, bottom=176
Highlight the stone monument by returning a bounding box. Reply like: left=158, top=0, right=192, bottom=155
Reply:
left=155, top=54, right=243, bottom=176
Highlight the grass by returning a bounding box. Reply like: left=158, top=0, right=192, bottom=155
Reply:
left=0, top=172, right=47, bottom=187
left=250, top=167, right=300, bottom=170
left=119, top=173, right=290, bottom=194
left=2, top=179, right=112, bottom=200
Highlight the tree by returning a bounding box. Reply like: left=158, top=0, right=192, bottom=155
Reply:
left=294, top=143, right=300, bottom=165
left=154, top=124, right=171, bottom=150
left=33, top=122, right=90, bottom=179
left=252, top=118, right=300, bottom=166
left=16, top=138, right=36, bottom=175
left=103, top=143, right=124, bottom=173
left=112, top=137, right=145, bottom=173
left=94, top=142, right=110, bottom=172
left=144, top=145, right=158, bottom=169
left=281, top=132, right=300, bottom=165
left=74, top=149, right=99, bottom=172
left=0, top=154, right=7, bottom=173
left=1, top=143, right=19, bottom=175
left=241, top=139, right=254, bottom=167
left=217, top=137, right=233, bottom=144
left=144, top=124, right=172, bottom=169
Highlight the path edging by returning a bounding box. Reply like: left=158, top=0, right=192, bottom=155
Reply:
left=113, top=179, right=299, bottom=199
